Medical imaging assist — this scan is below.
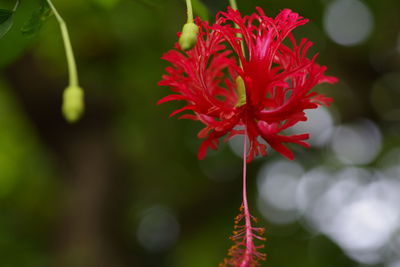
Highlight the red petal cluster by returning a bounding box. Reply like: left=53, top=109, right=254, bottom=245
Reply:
left=159, top=7, right=337, bottom=162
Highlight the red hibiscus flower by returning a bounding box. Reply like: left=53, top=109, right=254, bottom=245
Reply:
left=158, top=7, right=337, bottom=162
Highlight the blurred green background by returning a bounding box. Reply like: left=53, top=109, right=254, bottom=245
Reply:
left=0, top=0, right=400, bottom=266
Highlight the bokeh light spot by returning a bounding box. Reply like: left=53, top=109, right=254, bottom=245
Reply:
left=137, top=205, right=180, bottom=252
left=257, top=160, right=303, bottom=224
left=371, top=73, right=400, bottom=122
left=330, top=120, right=381, bottom=165
left=324, top=0, right=373, bottom=46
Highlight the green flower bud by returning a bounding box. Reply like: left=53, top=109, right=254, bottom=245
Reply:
left=179, top=22, right=199, bottom=51
left=62, top=85, right=84, bottom=123
left=235, top=76, right=246, bottom=107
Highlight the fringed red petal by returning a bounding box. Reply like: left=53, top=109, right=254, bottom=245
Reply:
left=158, top=6, right=337, bottom=162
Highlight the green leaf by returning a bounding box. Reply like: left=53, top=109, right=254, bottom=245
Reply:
left=0, top=9, right=14, bottom=39
left=21, top=0, right=52, bottom=38
left=192, top=0, right=209, bottom=21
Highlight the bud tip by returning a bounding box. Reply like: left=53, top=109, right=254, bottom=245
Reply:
left=62, top=85, right=84, bottom=123
left=179, top=22, right=199, bottom=51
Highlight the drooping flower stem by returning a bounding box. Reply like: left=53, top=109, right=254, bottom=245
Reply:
left=46, top=0, right=79, bottom=87
left=12, top=0, right=20, bottom=12
left=220, top=127, right=266, bottom=267
left=229, top=0, right=239, bottom=11
left=241, top=128, right=254, bottom=266
left=46, top=0, right=85, bottom=123
left=185, top=0, right=194, bottom=23
left=240, top=126, right=265, bottom=266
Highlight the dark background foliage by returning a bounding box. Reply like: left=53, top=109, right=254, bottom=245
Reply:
left=0, top=0, right=400, bottom=266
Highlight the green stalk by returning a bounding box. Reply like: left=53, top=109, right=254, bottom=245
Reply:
left=229, top=0, right=238, bottom=10
left=186, top=0, right=194, bottom=23
left=45, top=0, right=79, bottom=87
left=12, top=0, right=20, bottom=12
left=46, top=0, right=84, bottom=123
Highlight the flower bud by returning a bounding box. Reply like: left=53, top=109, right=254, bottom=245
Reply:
left=235, top=76, right=246, bottom=107
left=179, top=22, right=199, bottom=51
left=62, top=85, right=84, bottom=123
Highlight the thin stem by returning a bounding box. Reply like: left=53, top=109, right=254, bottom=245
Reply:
left=12, top=0, right=20, bottom=12
left=229, top=0, right=238, bottom=10
left=242, top=131, right=248, bottom=215
left=240, top=128, right=254, bottom=266
left=185, top=0, right=194, bottom=23
left=46, top=0, right=79, bottom=86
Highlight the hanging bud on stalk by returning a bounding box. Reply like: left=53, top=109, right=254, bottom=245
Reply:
left=45, top=0, right=85, bottom=123
left=179, top=22, right=199, bottom=51
left=178, top=0, right=198, bottom=51
left=62, top=85, right=84, bottom=123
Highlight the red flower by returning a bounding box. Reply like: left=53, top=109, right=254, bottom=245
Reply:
left=159, top=7, right=337, bottom=162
